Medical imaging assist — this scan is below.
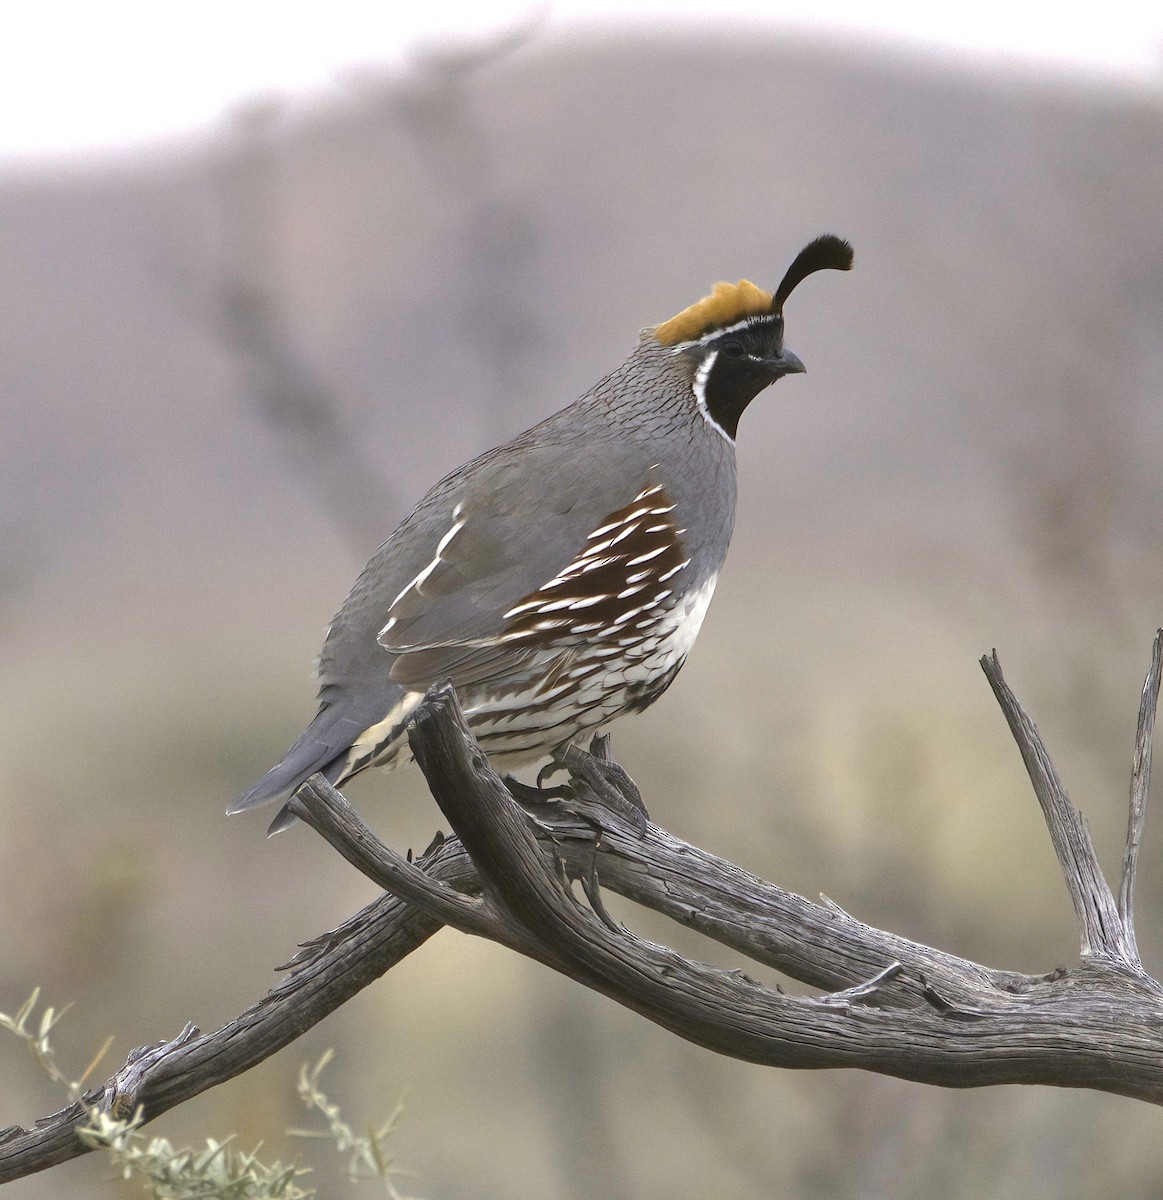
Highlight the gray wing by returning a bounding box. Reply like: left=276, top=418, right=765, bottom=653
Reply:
left=230, top=427, right=672, bottom=828
left=363, top=440, right=669, bottom=688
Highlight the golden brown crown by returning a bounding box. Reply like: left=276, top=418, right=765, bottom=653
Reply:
left=653, top=280, right=774, bottom=347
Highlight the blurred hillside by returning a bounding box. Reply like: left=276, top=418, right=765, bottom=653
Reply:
left=2, top=29, right=1163, bottom=1199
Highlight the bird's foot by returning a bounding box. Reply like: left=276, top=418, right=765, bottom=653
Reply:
left=507, top=734, right=648, bottom=838
left=508, top=736, right=642, bottom=932
left=552, top=734, right=649, bottom=837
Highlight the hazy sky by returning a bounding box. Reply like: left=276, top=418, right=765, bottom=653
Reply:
left=4, top=0, right=1161, bottom=161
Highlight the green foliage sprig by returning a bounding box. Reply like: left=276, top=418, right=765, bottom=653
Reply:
left=2, top=990, right=419, bottom=1199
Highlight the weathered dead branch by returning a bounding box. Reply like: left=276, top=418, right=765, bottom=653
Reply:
left=2, top=635, right=1161, bottom=1184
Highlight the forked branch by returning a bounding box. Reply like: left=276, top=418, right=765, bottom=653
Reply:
left=2, top=636, right=1161, bottom=1186
left=290, top=653, right=1163, bottom=1101
left=981, top=651, right=1127, bottom=964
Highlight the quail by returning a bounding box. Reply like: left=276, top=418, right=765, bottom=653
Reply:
left=230, top=235, right=853, bottom=832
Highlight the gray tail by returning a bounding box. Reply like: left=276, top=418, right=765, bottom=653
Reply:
left=228, top=709, right=366, bottom=835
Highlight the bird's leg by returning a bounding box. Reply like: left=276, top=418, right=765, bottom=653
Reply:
left=557, top=733, right=650, bottom=836
left=506, top=734, right=648, bottom=837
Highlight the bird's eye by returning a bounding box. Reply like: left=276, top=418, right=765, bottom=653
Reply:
left=720, top=339, right=746, bottom=359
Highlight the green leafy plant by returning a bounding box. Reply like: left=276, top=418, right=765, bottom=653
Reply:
left=1, top=991, right=418, bottom=1198
left=291, top=1050, right=414, bottom=1196
left=0, top=986, right=110, bottom=1101
left=78, top=1110, right=312, bottom=1200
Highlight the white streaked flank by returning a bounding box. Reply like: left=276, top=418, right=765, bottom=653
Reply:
left=380, top=504, right=467, bottom=639
left=345, top=690, right=426, bottom=770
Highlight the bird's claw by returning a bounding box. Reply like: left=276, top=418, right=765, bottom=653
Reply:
left=508, top=735, right=648, bottom=838
left=556, top=734, right=649, bottom=837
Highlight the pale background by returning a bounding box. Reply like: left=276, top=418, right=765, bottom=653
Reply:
left=2, top=5, right=1163, bottom=1197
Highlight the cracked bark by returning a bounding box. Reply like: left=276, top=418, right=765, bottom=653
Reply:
left=2, top=635, right=1161, bottom=1185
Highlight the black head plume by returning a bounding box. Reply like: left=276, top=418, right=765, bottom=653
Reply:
left=773, top=235, right=854, bottom=314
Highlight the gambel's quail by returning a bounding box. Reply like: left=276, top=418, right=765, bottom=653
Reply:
left=230, top=235, right=853, bottom=832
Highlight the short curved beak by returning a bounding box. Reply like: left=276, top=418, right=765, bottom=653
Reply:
left=772, top=347, right=806, bottom=377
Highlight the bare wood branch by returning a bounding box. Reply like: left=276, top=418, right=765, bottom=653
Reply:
left=302, top=680, right=1163, bottom=1100
left=5, top=644, right=1163, bottom=1185
left=0, top=839, right=476, bottom=1185
left=1119, top=629, right=1163, bottom=962
left=980, top=650, right=1133, bottom=965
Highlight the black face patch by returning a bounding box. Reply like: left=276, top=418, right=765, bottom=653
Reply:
left=698, top=318, right=796, bottom=439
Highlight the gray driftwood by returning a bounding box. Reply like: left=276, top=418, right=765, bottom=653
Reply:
left=2, top=637, right=1161, bottom=1185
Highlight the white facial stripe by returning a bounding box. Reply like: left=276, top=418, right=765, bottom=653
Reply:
left=667, top=312, right=780, bottom=353
left=692, top=349, right=733, bottom=444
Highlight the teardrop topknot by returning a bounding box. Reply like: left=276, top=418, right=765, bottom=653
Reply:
left=652, top=235, right=854, bottom=348
left=773, top=234, right=854, bottom=313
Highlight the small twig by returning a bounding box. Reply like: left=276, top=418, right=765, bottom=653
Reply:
left=104, top=1025, right=202, bottom=1119
left=287, top=779, right=505, bottom=943
left=815, top=962, right=905, bottom=1007
left=818, top=894, right=854, bottom=918
left=1118, top=629, right=1163, bottom=964
left=980, top=651, right=1130, bottom=965
left=918, top=976, right=991, bottom=1020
